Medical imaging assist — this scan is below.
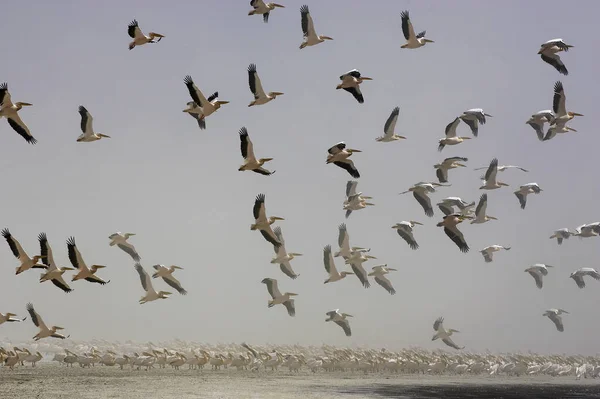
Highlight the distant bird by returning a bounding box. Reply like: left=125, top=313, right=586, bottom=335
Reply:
left=392, top=221, right=422, bottom=250
left=400, top=182, right=449, bottom=217
left=438, top=117, right=471, bottom=151
left=325, top=309, right=353, bottom=336
left=344, top=180, right=373, bottom=218
left=543, top=308, right=568, bottom=332
left=376, top=107, right=406, bottom=142
left=437, top=214, right=470, bottom=253
left=152, top=265, right=187, bottom=295
left=544, top=81, right=583, bottom=140
left=261, top=278, right=297, bottom=317
left=108, top=232, right=141, bottom=261
left=238, top=127, right=275, bottom=175
left=573, top=223, right=600, bottom=238
left=471, top=194, right=497, bottom=224
left=271, top=226, right=301, bottom=279
left=183, top=75, right=228, bottom=124
left=437, top=197, right=475, bottom=217
left=76, top=106, right=110, bottom=142
left=134, top=263, right=172, bottom=304
left=526, top=110, right=555, bottom=141
left=248, top=0, right=285, bottom=23
left=335, top=223, right=369, bottom=260
left=323, top=245, right=354, bottom=284
left=570, top=268, right=600, bottom=289
left=549, top=228, right=573, bottom=245
left=525, top=264, right=553, bottom=289
left=38, top=233, right=74, bottom=293
left=127, top=19, right=164, bottom=50
left=26, top=303, right=69, bottom=340
left=368, top=265, right=397, bottom=295
left=247, top=64, right=284, bottom=107
left=474, top=164, right=529, bottom=173
left=432, top=317, right=463, bottom=350
left=0, top=83, right=36, bottom=144
left=480, top=245, right=510, bottom=263
left=434, top=157, right=468, bottom=183
left=0, top=312, right=25, bottom=325
left=460, top=109, right=492, bottom=137
left=299, top=5, right=333, bottom=49
left=251, top=194, right=284, bottom=247
left=345, top=250, right=376, bottom=288
left=326, top=142, right=361, bottom=178
left=514, top=183, right=543, bottom=209
left=1, top=228, right=46, bottom=275
left=336, top=69, right=373, bottom=104
left=538, top=39, right=573, bottom=75
left=67, top=237, right=109, bottom=285
left=400, top=10, right=433, bottom=49
left=480, top=158, right=509, bottom=190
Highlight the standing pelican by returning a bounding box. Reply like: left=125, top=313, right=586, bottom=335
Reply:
left=438, top=117, right=471, bottom=151
left=480, top=158, right=509, bottom=190
left=336, top=69, right=373, bottom=104
left=345, top=250, right=376, bottom=288
left=326, top=142, right=361, bottom=178
left=67, top=237, right=109, bottom=285
left=247, top=64, right=283, bottom=107
left=480, top=245, right=510, bottom=263
left=368, top=265, right=397, bottom=295
left=238, top=127, right=275, bottom=175
left=0, top=312, right=25, bottom=325
left=434, top=157, right=468, bottom=184
left=570, top=268, right=600, bottom=289
left=526, top=110, right=555, bottom=141
left=0, top=83, right=36, bottom=144
left=152, top=265, right=187, bottom=295
left=108, top=232, right=141, bottom=261
left=400, top=10, right=433, bottom=49
left=251, top=194, right=284, bottom=247
left=26, top=303, right=69, bottom=340
left=323, top=245, right=354, bottom=284
left=271, top=226, right=301, bottom=279
left=248, top=0, right=285, bottom=23
left=538, top=39, right=573, bottom=75
left=392, top=221, right=422, bottom=250
left=261, top=278, right=297, bottom=317
left=543, top=309, right=568, bottom=332
left=325, top=309, right=352, bottom=337
left=437, top=214, right=470, bottom=253
left=514, top=183, right=543, bottom=209
left=1, top=228, right=46, bottom=275
left=471, top=194, right=497, bottom=224
left=335, top=223, right=368, bottom=259
left=299, top=5, right=333, bottom=49
left=525, top=264, right=553, bottom=289
left=135, top=263, right=172, bottom=304
left=376, top=106, right=406, bottom=142
left=432, top=317, right=463, bottom=350
left=183, top=75, right=228, bottom=124
left=549, top=228, right=573, bottom=245
left=38, top=233, right=74, bottom=293
left=400, top=182, right=449, bottom=217
left=460, top=109, right=492, bottom=137
left=127, top=19, right=164, bottom=50
left=76, top=106, right=110, bottom=142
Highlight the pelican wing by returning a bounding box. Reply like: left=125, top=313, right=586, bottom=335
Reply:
left=481, top=250, right=493, bottom=263
left=253, top=167, right=275, bottom=176
left=433, top=317, right=444, bottom=332
left=337, top=223, right=348, bottom=250
left=553, top=81, right=566, bottom=116
left=400, top=10, right=416, bottom=41
left=183, top=76, right=209, bottom=108
left=279, top=261, right=298, bottom=280
left=328, top=142, right=346, bottom=155
left=323, top=245, right=337, bottom=275
left=51, top=275, right=73, bottom=293
left=260, top=227, right=281, bottom=247
left=442, top=337, right=463, bottom=350
left=484, top=158, right=498, bottom=184
left=117, top=243, right=141, bottom=261
left=239, top=127, right=256, bottom=161
left=2, top=228, right=28, bottom=261
left=342, top=86, right=364, bottom=104
left=263, top=278, right=282, bottom=299
left=475, top=194, right=488, bottom=218
left=436, top=168, right=448, bottom=184
left=541, top=53, right=568, bottom=76
left=350, top=263, right=370, bottom=288
left=66, top=236, right=88, bottom=272
left=346, top=180, right=358, bottom=198
left=134, top=263, right=152, bottom=292
left=84, top=275, right=109, bottom=285
left=548, top=313, right=564, bottom=332
left=283, top=299, right=295, bottom=317
left=78, top=106, right=93, bottom=134
left=528, top=270, right=543, bottom=289
left=527, top=119, right=545, bottom=141
left=253, top=194, right=267, bottom=222
left=445, top=117, right=460, bottom=138
left=26, top=303, right=47, bottom=330
left=38, top=233, right=56, bottom=268
left=374, top=275, right=395, bottom=295
left=438, top=203, right=454, bottom=216
left=444, top=226, right=469, bottom=253
left=7, top=114, right=36, bottom=144
left=460, top=117, right=478, bottom=137
left=127, top=20, right=144, bottom=40
left=333, top=160, right=360, bottom=178
left=514, top=192, right=527, bottom=209
left=413, top=191, right=433, bottom=217
left=572, top=274, right=585, bottom=289
left=383, top=107, right=400, bottom=138
left=248, top=64, right=266, bottom=100
left=300, top=5, right=317, bottom=38
left=0, top=83, right=11, bottom=107
left=396, top=226, right=418, bottom=250
left=162, top=275, right=187, bottom=295
left=335, top=319, right=351, bottom=336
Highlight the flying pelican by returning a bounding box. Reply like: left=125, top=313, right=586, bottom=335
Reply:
left=392, top=221, right=422, bottom=250
left=400, top=10, right=433, bottom=49
left=135, top=263, right=172, bottom=304
left=76, top=106, right=110, bottom=142
left=67, top=237, right=109, bottom=285
left=325, top=309, right=352, bottom=336
left=437, top=214, right=470, bottom=253
left=570, top=268, right=600, bottom=289
left=376, top=106, right=406, bottom=142
left=26, top=303, right=69, bottom=340
left=299, top=5, right=333, bottom=49
left=525, top=264, right=553, bottom=289
left=514, top=183, right=542, bottom=209
left=152, top=265, right=187, bottom=295
left=573, top=223, right=600, bottom=238
left=0, top=83, right=36, bottom=144
left=0, top=312, right=25, bottom=325
left=326, top=142, right=361, bottom=178
left=108, top=232, right=141, bottom=261
left=543, top=309, right=568, bottom=332
left=261, top=278, right=297, bottom=317
left=549, top=228, right=573, bottom=245
left=247, top=63, right=283, bottom=107
left=182, top=102, right=206, bottom=130
left=434, top=157, right=468, bottom=184
left=538, top=39, right=573, bottom=75
left=127, top=19, right=164, bottom=50
left=345, top=250, right=376, bottom=288
left=400, top=182, right=449, bottom=217
left=335, top=223, right=369, bottom=259
left=323, top=245, right=354, bottom=284
left=344, top=180, right=373, bottom=218
left=368, top=265, right=397, bottom=295
left=248, top=0, right=285, bottom=23
left=543, top=121, right=577, bottom=141
left=474, top=164, right=529, bottom=173
left=251, top=194, right=284, bottom=247
left=438, top=117, right=471, bottom=151
left=38, top=233, right=74, bottom=293
left=271, top=226, right=301, bottom=279
left=432, top=317, right=463, bottom=350
left=1, top=228, right=46, bottom=275
left=336, top=69, right=373, bottom=104
left=471, top=194, right=497, bottom=224
left=460, top=109, right=492, bottom=137
left=526, top=110, right=555, bottom=141
left=480, top=158, right=509, bottom=190
left=553, top=81, right=583, bottom=125
left=238, top=127, right=275, bottom=176
left=480, top=245, right=510, bottom=263
left=437, top=197, right=475, bottom=216
left=183, top=75, right=229, bottom=125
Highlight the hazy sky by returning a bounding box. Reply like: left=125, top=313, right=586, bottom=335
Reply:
left=0, top=0, right=599, bottom=354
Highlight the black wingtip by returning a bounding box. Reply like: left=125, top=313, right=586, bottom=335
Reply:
left=248, top=63, right=257, bottom=72
left=1, top=228, right=10, bottom=238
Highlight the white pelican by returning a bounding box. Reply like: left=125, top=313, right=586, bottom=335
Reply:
left=38, top=233, right=74, bottom=293
left=345, top=250, right=376, bottom=288
left=538, top=39, right=573, bottom=75
left=432, top=317, right=463, bottom=350
left=526, top=110, right=555, bottom=141
left=325, top=309, right=352, bottom=337
left=400, top=10, right=433, bottom=49
left=549, top=228, right=573, bottom=245
left=334, top=223, right=368, bottom=259
left=368, top=265, right=397, bottom=295
left=0, top=83, right=36, bottom=144
left=434, top=157, right=468, bottom=184
left=238, top=127, right=275, bottom=176
left=108, top=232, right=141, bottom=261
left=552, top=81, right=583, bottom=126
left=299, top=5, right=333, bottom=49
left=344, top=180, right=373, bottom=218
left=271, top=226, right=301, bottom=279
left=127, top=19, right=164, bottom=50
left=376, top=107, right=406, bottom=142
left=76, top=106, right=110, bottom=142
left=261, top=278, right=297, bottom=317
left=182, top=102, right=206, bottom=130
left=248, top=0, right=285, bottom=23
left=336, top=69, right=372, bottom=104
left=135, top=263, right=172, bottom=304
left=251, top=193, right=284, bottom=247
left=152, top=265, right=187, bottom=295
left=525, top=264, right=553, bottom=289
left=0, top=312, right=25, bottom=325
left=480, top=245, right=510, bottom=263
left=438, top=117, right=471, bottom=151
left=543, top=120, right=577, bottom=141
left=26, top=303, right=69, bottom=340
left=1, top=228, right=46, bottom=275
left=474, top=164, right=529, bottom=173
left=514, top=183, right=542, bottom=209
left=247, top=64, right=283, bottom=107
left=480, top=158, right=509, bottom=190
left=400, top=182, right=449, bottom=217
left=323, top=245, right=354, bottom=284
left=183, top=75, right=229, bottom=124
left=570, top=268, right=600, bottom=289
left=392, top=221, right=422, bottom=250
left=67, top=237, right=109, bottom=285
left=573, top=223, right=600, bottom=238
left=437, top=197, right=475, bottom=216
left=437, top=214, right=470, bottom=253
left=460, top=109, right=492, bottom=137
left=543, top=309, right=568, bottom=332
left=471, top=194, right=497, bottom=224
left=326, top=142, right=361, bottom=178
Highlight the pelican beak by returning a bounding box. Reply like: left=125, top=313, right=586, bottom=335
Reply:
left=366, top=255, right=377, bottom=259
left=346, top=314, right=353, bottom=317
left=20, top=102, right=33, bottom=106
left=272, top=217, right=285, bottom=221
left=462, top=137, right=472, bottom=140
left=55, top=327, right=64, bottom=330
left=567, top=127, right=577, bottom=132
left=457, top=163, right=467, bottom=167
left=99, top=134, right=111, bottom=138
left=218, top=101, right=230, bottom=105
left=367, top=272, right=375, bottom=276
left=537, top=49, right=543, bottom=54
left=321, top=36, right=334, bottom=40
left=361, top=77, right=373, bottom=81
left=289, top=293, right=298, bottom=296
left=261, top=158, right=274, bottom=162
left=413, top=221, right=423, bottom=225
left=484, top=114, right=493, bottom=117
left=348, top=149, right=362, bottom=153
left=174, top=266, right=184, bottom=270
left=128, top=233, right=136, bottom=236
left=94, top=265, right=107, bottom=269
left=398, top=136, right=407, bottom=139
left=425, top=39, right=434, bottom=43
left=488, top=216, right=498, bottom=220
left=63, top=267, right=75, bottom=271
left=272, top=92, right=284, bottom=96
left=388, top=268, right=398, bottom=271
left=290, top=253, right=303, bottom=257
left=571, top=112, right=584, bottom=117
left=336, top=84, right=343, bottom=90
left=163, top=292, right=173, bottom=295
left=273, top=3, right=285, bottom=7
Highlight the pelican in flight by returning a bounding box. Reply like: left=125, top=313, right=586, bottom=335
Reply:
left=368, top=265, right=397, bottom=295
left=344, top=180, right=373, bottom=218
left=376, top=106, right=406, bottom=142
left=183, top=75, right=229, bottom=125
left=238, top=127, right=275, bottom=176
left=323, top=245, right=354, bottom=284
left=538, top=39, right=573, bottom=75
left=326, top=142, right=361, bottom=178
left=345, top=250, right=376, bottom=288
left=0, top=83, right=36, bottom=144
left=543, top=309, right=568, bottom=332
left=335, top=223, right=369, bottom=259
left=67, top=237, right=109, bottom=285
left=471, top=194, right=497, bottom=224
left=299, top=5, right=333, bottom=49
left=271, top=226, right=301, bottom=279
left=432, top=317, right=463, bottom=350
left=525, top=264, right=553, bottom=289
left=544, top=81, right=582, bottom=140
left=108, top=232, right=141, bottom=261
left=573, top=223, right=600, bottom=238
left=76, top=106, right=110, bottom=142
left=261, top=278, right=297, bottom=317
left=460, top=109, right=492, bottom=137
left=400, top=10, right=433, bottom=49
left=480, top=245, right=510, bottom=263
left=434, top=157, right=468, bottom=184
left=152, top=265, right=187, bottom=295
left=480, top=158, right=509, bottom=190
left=438, top=117, right=471, bottom=151
left=38, top=233, right=74, bottom=293
left=326, top=309, right=352, bottom=337
left=336, top=69, right=372, bottom=104
left=437, top=214, right=470, bottom=253
left=400, top=182, right=450, bottom=217
left=26, top=303, right=69, bottom=340
left=474, top=164, right=529, bottom=173
left=247, top=64, right=283, bottom=107
left=526, top=110, right=555, bottom=141
left=135, top=263, right=172, bottom=304
left=248, top=0, right=285, bottom=23
left=392, top=221, right=422, bottom=250
left=570, top=268, right=600, bottom=289
left=182, top=102, right=206, bottom=130
left=127, top=19, right=164, bottom=50
left=0, top=312, right=25, bottom=325
left=437, top=197, right=475, bottom=217
left=1, top=228, right=46, bottom=275
left=550, top=228, right=573, bottom=245
left=251, top=194, right=284, bottom=247
left=514, top=183, right=542, bottom=209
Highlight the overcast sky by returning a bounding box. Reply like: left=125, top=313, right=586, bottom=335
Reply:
left=0, top=0, right=598, bottom=354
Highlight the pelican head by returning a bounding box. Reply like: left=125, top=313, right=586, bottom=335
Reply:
left=319, top=36, right=333, bottom=41
left=268, top=92, right=284, bottom=99
left=258, top=157, right=274, bottom=164
left=53, top=326, right=64, bottom=331
left=448, top=329, right=460, bottom=333
left=340, top=271, right=354, bottom=277
left=171, top=266, right=184, bottom=270
left=269, top=216, right=285, bottom=223
left=124, top=233, right=136, bottom=238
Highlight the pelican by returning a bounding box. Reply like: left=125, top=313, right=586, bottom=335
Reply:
left=67, top=237, right=109, bottom=285
left=238, top=127, right=275, bottom=176
left=344, top=180, right=373, bottom=218
left=182, top=102, right=206, bottom=130
left=152, top=265, right=187, bottom=295
left=335, top=223, right=368, bottom=259
left=251, top=194, right=284, bottom=247
left=0, top=312, right=25, bottom=325
left=400, top=182, right=449, bottom=217
left=135, top=263, right=172, bottom=304
left=538, top=39, right=573, bottom=75
left=247, top=64, right=283, bottom=107
left=271, top=226, right=301, bottom=279
left=432, top=317, right=463, bottom=350
left=434, top=157, right=468, bottom=183
left=376, top=106, right=406, bottom=142
left=573, top=223, right=600, bottom=238
left=526, top=110, right=555, bottom=141
left=471, top=194, right=497, bottom=224
left=1, top=228, right=46, bottom=275
left=571, top=267, right=600, bottom=289
left=480, top=158, right=509, bottom=190
left=437, top=197, right=475, bottom=216
left=400, top=10, right=433, bottom=49
left=514, top=183, right=542, bottom=209
left=553, top=81, right=583, bottom=125
left=336, top=69, right=373, bottom=104
left=525, top=264, right=553, bottom=289
left=127, top=19, right=164, bottom=50
left=549, top=228, right=573, bottom=245
left=323, top=245, right=354, bottom=284
left=438, top=117, right=471, bottom=151
left=345, top=250, right=376, bottom=288
left=38, top=233, right=74, bottom=293
left=299, top=5, right=333, bottom=49
left=26, top=303, right=69, bottom=340
left=326, top=142, right=361, bottom=178
left=261, top=278, right=297, bottom=317
left=543, top=120, right=577, bottom=141
left=543, top=309, right=568, bottom=332
left=248, top=0, right=285, bottom=23
left=0, top=83, right=36, bottom=144
left=392, top=221, right=422, bottom=250
left=76, top=106, right=110, bottom=142
left=437, top=214, right=470, bottom=253
left=368, top=265, right=397, bottom=295
left=480, top=245, right=510, bottom=263
left=325, top=309, right=352, bottom=337
left=460, top=109, right=492, bottom=137
left=108, top=232, right=141, bottom=261
left=183, top=75, right=229, bottom=124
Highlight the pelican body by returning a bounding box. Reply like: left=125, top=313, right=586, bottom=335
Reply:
left=108, top=232, right=140, bottom=261
left=392, top=221, right=422, bottom=250
left=127, top=19, right=164, bottom=50
left=251, top=194, right=284, bottom=247
left=336, top=69, right=372, bottom=104
left=438, top=117, right=471, bottom=151
left=249, top=0, right=285, bottom=23
left=261, top=278, right=297, bottom=316
left=152, top=265, right=187, bottom=295
left=323, top=245, right=353, bottom=283
left=437, top=214, right=470, bottom=253
left=376, top=106, right=406, bottom=142
left=26, top=303, right=69, bottom=340
left=238, top=127, right=275, bottom=176
left=67, top=236, right=109, bottom=285
left=38, top=233, right=74, bottom=293
left=135, top=263, right=172, bottom=304
left=326, top=309, right=352, bottom=336
left=327, top=142, right=361, bottom=178
left=432, top=317, right=463, bottom=349
left=538, top=39, right=573, bottom=75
